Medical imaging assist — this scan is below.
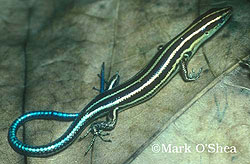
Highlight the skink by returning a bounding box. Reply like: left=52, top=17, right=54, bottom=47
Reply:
left=8, top=7, right=232, bottom=157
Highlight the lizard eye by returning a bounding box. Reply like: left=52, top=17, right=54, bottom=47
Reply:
left=157, top=45, right=164, bottom=50
left=201, top=26, right=209, bottom=35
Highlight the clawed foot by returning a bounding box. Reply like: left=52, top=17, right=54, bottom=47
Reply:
left=188, top=67, right=203, bottom=80
left=79, top=123, right=112, bottom=156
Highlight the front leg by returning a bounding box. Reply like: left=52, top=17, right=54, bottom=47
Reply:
left=180, top=57, right=203, bottom=82
left=79, top=107, right=119, bottom=155
left=93, top=63, right=120, bottom=93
